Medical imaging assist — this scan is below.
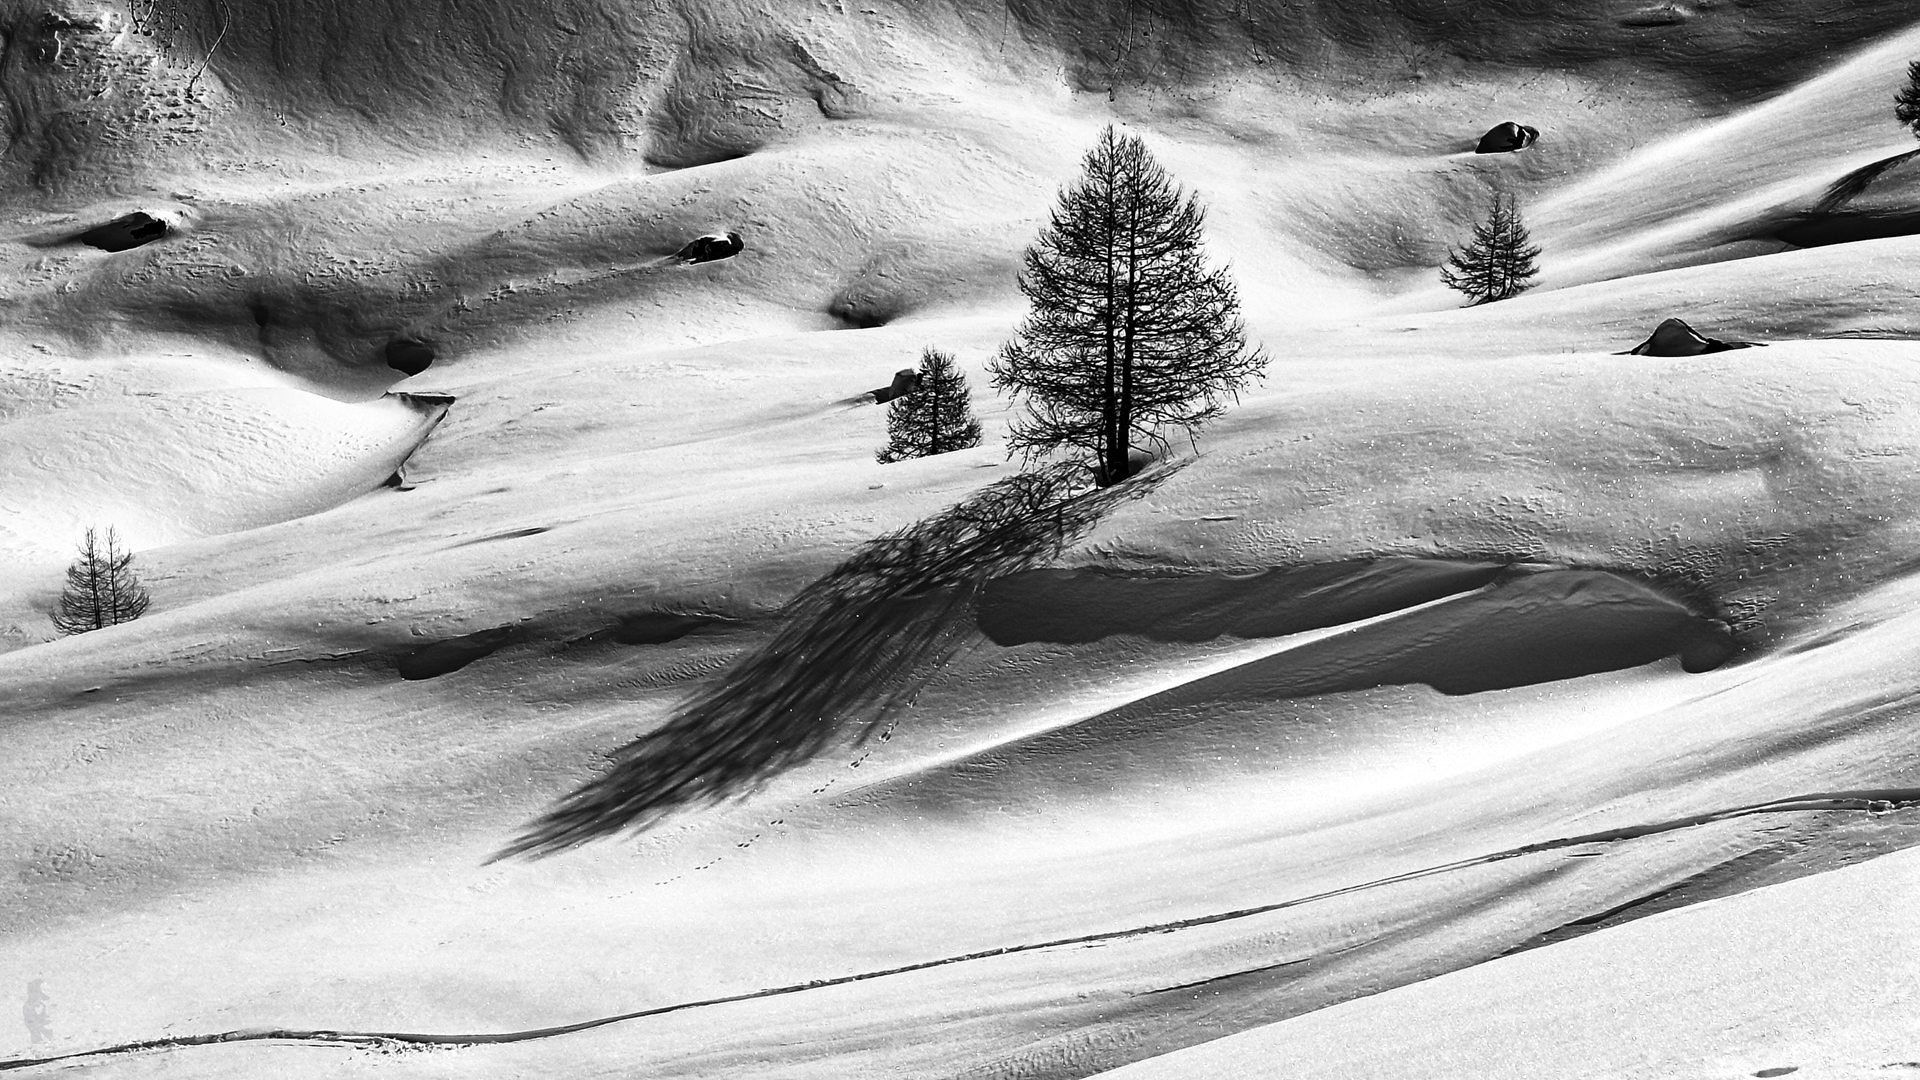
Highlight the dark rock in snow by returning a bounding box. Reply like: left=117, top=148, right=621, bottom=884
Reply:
left=869, top=368, right=920, bottom=404
left=384, top=337, right=436, bottom=376
left=75, top=212, right=169, bottom=252
left=1623, top=318, right=1764, bottom=357
left=675, top=231, right=744, bottom=264
left=1474, top=122, right=1539, bottom=154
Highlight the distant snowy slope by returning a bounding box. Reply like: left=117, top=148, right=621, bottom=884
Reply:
left=1532, top=21, right=1920, bottom=285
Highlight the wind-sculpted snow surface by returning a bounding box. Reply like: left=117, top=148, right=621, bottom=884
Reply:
left=849, top=566, right=1734, bottom=831
left=10, top=1, right=1920, bottom=1078
left=500, top=462, right=1181, bottom=857
left=7, top=790, right=1913, bottom=1075
left=6, top=0, right=1901, bottom=195
left=978, top=559, right=1513, bottom=645
left=0, top=374, right=448, bottom=585
left=1092, top=837, right=1920, bottom=1080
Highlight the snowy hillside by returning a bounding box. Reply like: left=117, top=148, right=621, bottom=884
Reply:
left=5, top=1, right=1920, bottom=1077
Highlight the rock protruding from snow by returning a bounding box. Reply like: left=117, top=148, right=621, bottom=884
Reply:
left=1474, top=122, right=1539, bottom=154
left=869, top=368, right=920, bottom=404
left=384, top=337, right=436, bottom=376
left=1624, top=318, right=1763, bottom=356
left=673, top=231, right=744, bottom=264
left=75, top=211, right=169, bottom=252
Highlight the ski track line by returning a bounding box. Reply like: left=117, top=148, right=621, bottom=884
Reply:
left=4, top=788, right=1916, bottom=1072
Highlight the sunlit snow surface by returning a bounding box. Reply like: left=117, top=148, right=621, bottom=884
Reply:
left=5, top=4, right=1920, bottom=1078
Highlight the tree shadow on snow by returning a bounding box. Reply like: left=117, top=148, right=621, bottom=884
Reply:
left=496, top=460, right=1182, bottom=859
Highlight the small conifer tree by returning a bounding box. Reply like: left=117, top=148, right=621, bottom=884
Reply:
left=52, top=526, right=151, bottom=636
left=1899, top=61, right=1920, bottom=138
left=1441, top=192, right=1542, bottom=306
left=877, top=348, right=983, bottom=463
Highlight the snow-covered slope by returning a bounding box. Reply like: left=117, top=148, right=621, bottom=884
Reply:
left=1094, top=839, right=1920, bottom=1080
left=5, top=1, right=1920, bottom=1077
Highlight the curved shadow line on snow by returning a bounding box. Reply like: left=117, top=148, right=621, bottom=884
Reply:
left=6, top=787, right=1918, bottom=1073
left=1812, top=148, right=1920, bottom=214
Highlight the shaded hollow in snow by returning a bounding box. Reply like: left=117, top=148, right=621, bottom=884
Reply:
left=979, top=559, right=1512, bottom=645
left=608, top=611, right=729, bottom=645
left=396, top=626, right=528, bottom=680
left=1779, top=149, right=1920, bottom=248
left=981, top=563, right=1732, bottom=687
left=854, top=568, right=1736, bottom=832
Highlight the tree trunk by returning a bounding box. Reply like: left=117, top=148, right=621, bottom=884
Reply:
left=1117, top=148, right=1140, bottom=487
left=1102, top=144, right=1122, bottom=487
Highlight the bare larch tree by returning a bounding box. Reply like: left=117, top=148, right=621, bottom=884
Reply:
left=991, top=125, right=1267, bottom=486
left=52, top=526, right=151, bottom=636
left=1441, top=192, right=1542, bottom=305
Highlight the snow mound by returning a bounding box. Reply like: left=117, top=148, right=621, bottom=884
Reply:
left=0, top=369, right=447, bottom=611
